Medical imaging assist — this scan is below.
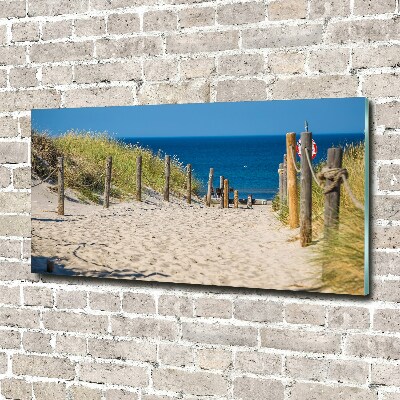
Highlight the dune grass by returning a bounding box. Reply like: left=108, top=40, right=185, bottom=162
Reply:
left=273, top=143, right=365, bottom=295
left=32, top=131, right=201, bottom=203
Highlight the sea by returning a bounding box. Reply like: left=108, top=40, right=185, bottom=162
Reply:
left=122, top=134, right=364, bottom=200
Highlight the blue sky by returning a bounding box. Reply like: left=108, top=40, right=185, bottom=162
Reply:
left=32, top=98, right=367, bottom=138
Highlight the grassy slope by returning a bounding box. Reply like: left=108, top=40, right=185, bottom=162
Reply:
left=32, top=131, right=201, bottom=203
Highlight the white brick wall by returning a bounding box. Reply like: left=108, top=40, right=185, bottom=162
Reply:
left=0, top=0, right=399, bottom=398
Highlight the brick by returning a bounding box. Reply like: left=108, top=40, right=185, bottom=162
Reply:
left=271, top=75, right=358, bottom=99
left=308, top=48, right=349, bottom=74
left=105, top=389, right=138, bottom=400
left=373, top=226, right=400, bottom=249
left=354, top=0, right=395, bottom=15
left=261, top=328, right=341, bottom=354
left=139, top=80, right=210, bottom=105
left=55, top=334, right=87, bottom=356
left=286, top=356, right=328, bottom=380
left=218, top=2, right=265, bottom=25
left=30, top=41, right=93, bottom=63
left=143, top=58, right=178, bottom=81
left=268, top=0, right=307, bottom=20
left=159, top=343, right=193, bottom=367
left=143, top=10, right=177, bottom=31
left=22, top=331, right=52, bottom=353
left=18, top=116, right=30, bottom=138
left=0, top=240, right=21, bottom=259
left=328, top=360, right=369, bottom=385
left=197, top=348, right=232, bottom=370
left=0, top=330, right=21, bottom=349
left=56, top=289, right=87, bottom=309
left=42, top=65, right=73, bottom=86
left=89, top=291, right=120, bottom=312
left=326, top=18, right=400, bottom=44
left=233, top=376, right=284, bottom=400
left=195, top=297, right=232, bottom=319
left=373, top=280, right=400, bottom=302
left=0, top=89, right=61, bottom=112
left=28, top=0, right=89, bottom=16
left=182, top=321, right=257, bottom=346
left=363, top=74, right=400, bottom=98
left=0, top=352, right=7, bottom=373
left=309, top=0, right=349, bottom=18
left=43, top=311, right=108, bottom=335
left=24, top=286, right=53, bottom=307
left=0, top=46, right=26, bottom=66
left=376, top=102, right=400, bottom=129
left=344, top=333, right=400, bottom=359
left=381, top=394, right=400, bottom=400
left=242, top=24, right=323, bottom=49
left=374, top=309, right=400, bottom=333
left=80, top=361, right=148, bottom=387
left=0, top=0, right=26, bottom=18
left=373, top=251, right=400, bottom=275
left=0, top=285, right=20, bottom=305
left=290, top=382, right=375, bottom=400
left=1, top=379, right=32, bottom=400
left=372, top=363, right=400, bottom=386
left=96, top=37, right=163, bottom=58
left=374, top=196, right=400, bottom=220
left=10, top=66, right=38, bottom=87
left=108, top=13, right=140, bottom=34
left=0, top=69, right=6, bottom=87
left=63, top=86, right=133, bottom=108
left=0, top=216, right=31, bottom=236
left=88, top=338, right=157, bottom=362
left=179, top=7, right=215, bottom=28
left=91, top=0, right=156, bottom=10
left=327, top=306, right=370, bottom=329
left=0, top=166, right=11, bottom=187
left=0, top=261, right=39, bottom=282
left=166, top=31, right=239, bottom=54
left=234, top=299, right=283, bottom=323
left=13, top=167, right=30, bottom=189
left=69, top=385, right=102, bottom=400
left=74, top=61, right=141, bottom=84
left=122, top=292, right=156, bottom=314
left=153, top=368, right=228, bottom=396
left=217, top=79, right=266, bottom=102
left=74, top=17, right=105, bottom=37
left=41, top=20, right=73, bottom=40
left=180, top=57, right=215, bottom=79
left=12, top=21, right=39, bottom=42
left=13, top=354, right=76, bottom=379
left=235, top=351, right=281, bottom=375
left=22, top=239, right=30, bottom=258
left=0, top=116, right=19, bottom=138
left=373, top=134, right=400, bottom=161
left=353, top=45, right=400, bottom=69
left=218, top=53, right=264, bottom=76
left=111, top=316, right=178, bottom=340
left=285, top=303, right=326, bottom=326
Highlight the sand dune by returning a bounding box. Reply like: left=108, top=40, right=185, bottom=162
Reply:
left=32, top=182, right=322, bottom=291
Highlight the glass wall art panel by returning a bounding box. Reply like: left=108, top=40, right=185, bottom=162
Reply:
left=31, top=98, right=369, bottom=295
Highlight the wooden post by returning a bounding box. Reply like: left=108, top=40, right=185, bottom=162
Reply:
left=234, top=190, right=239, bottom=208
left=136, top=155, right=142, bottom=202
left=57, top=156, right=64, bottom=216
left=223, top=179, right=229, bottom=208
left=324, top=147, right=343, bottom=235
left=282, top=154, right=287, bottom=205
left=164, top=155, right=170, bottom=202
left=247, top=194, right=253, bottom=209
left=286, top=132, right=299, bottom=228
left=219, top=176, right=224, bottom=208
left=104, top=156, right=112, bottom=208
left=187, top=164, right=192, bottom=204
left=300, top=131, right=312, bottom=247
left=206, top=167, right=214, bottom=207
left=278, top=162, right=283, bottom=207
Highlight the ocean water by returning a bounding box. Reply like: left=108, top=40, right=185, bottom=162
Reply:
left=122, top=134, right=364, bottom=200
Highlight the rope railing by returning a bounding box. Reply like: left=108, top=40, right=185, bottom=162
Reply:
left=289, top=145, right=301, bottom=173
left=31, top=167, right=58, bottom=188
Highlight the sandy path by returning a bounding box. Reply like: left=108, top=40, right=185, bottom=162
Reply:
left=32, top=183, right=322, bottom=291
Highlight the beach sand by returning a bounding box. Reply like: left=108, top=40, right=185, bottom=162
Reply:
left=32, top=182, right=322, bottom=292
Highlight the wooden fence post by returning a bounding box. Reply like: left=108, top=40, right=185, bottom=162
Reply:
left=187, top=164, right=192, bottom=204
left=57, top=156, right=64, bottom=216
left=164, top=155, right=170, bottom=202
left=282, top=154, right=287, bottom=205
left=247, top=194, right=253, bottom=209
left=104, top=156, right=112, bottom=208
left=223, top=179, right=229, bottom=208
left=286, top=132, right=299, bottom=228
left=206, top=167, right=214, bottom=207
left=300, top=131, right=312, bottom=247
left=324, top=147, right=343, bottom=235
left=136, top=155, right=142, bottom=202
left=278, top=162, right=283, bottom=207
left=234, top=190, right=239, bottom=208
left=219, top=176, right=224, bottom=208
